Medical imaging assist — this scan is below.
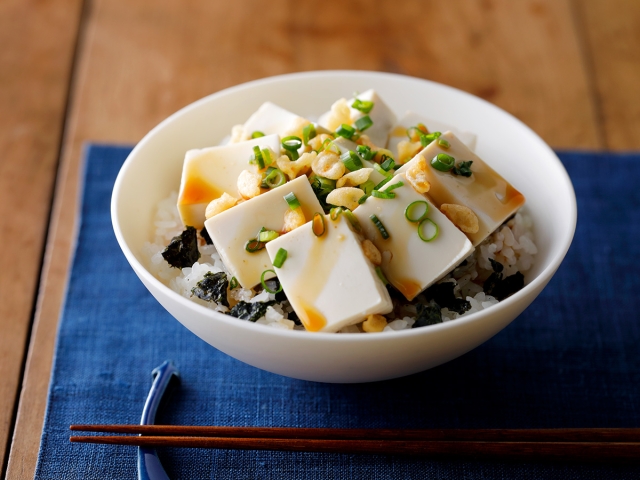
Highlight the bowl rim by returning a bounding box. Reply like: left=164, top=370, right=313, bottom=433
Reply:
left=111, top=69, right=577, bottom=342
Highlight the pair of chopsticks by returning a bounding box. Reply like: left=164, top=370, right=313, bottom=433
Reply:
left=70, top=425, right=640, bottom=462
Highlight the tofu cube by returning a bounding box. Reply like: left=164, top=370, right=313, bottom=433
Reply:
left=387, top=112, right=477, bottom=164
left=318, top=90, right=397, bottom=149
left=348, top=89, right=397, bottom=148
left=396, top=131, right=525, bottom=246
left=242, top=102, right=312, bottom=140
left=204, top=175, right=324, bottom=289
left=177, top=134, right=281, bottom=229
left=354, top=174, right=474, bottom=301
left=265, top=214, right=392, bottom=332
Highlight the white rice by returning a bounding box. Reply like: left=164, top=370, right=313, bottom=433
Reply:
left=143, top=192, right=536, bottom=333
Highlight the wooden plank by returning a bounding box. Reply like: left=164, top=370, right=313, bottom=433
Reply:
left=573, top=0, right=640, bottom=150
left=7, top=0, right=599, bottom=478
left=0, top=0, right=82, bottom=475
left=295, top=0, right=602, bottom=149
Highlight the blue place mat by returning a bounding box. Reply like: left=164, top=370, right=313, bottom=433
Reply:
left=35, top=145, right=640, bottom=479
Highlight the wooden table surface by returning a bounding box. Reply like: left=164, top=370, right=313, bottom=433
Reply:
left=1, top=0, right=639, bottom=477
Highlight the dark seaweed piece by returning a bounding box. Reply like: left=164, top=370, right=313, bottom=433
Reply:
left=483, top=272, right=502, bottom=297
left=287, top=310, right=302, bottom=326
left=162, top=226, right=201, bottom=268
left=191, top=272, right=229, bottom=307
left=200, top=227, right=213, bottom=245
left=489, top=258, right=504, bottom=273
left=228, top=301, right=276, bottom=322
left=452, top=160, right=473, bottom=177
left=386, top=284, right=408, bottom=302
left=494, top=272, right=525, bottom=300
left=412, top=301, right=443, bottom=328
left=483, top=271, right=525, bottom=301
left=263, top=278, right=287, bottom=303
left=424, top=282, right=471, bottom=314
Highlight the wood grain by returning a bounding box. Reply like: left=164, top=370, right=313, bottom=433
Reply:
left=20, top=0, right=605, bottom=149
left=6, top=0, right=626, bottom=478
left=293, top=0, right=602, bottom=149
left=574, top=0, right=640, bottom=150
left=0, top=0, right=82, bottom=474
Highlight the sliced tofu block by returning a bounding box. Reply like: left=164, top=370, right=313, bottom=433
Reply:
left=387, top=112, right=477, bottom=164
left=318, top=90, right=397, bottom=149
left=204, top=175, right=324, bottom=289
left=348, top=89, right=397, bottom=148
left=396, top=131, right=525, bottom=246
left=330, top=137, right=388, bottom=185
left=243, top=102, right=311, bottom=140
left=265, top=214, right=392, bottom=332
left=177, top=134, right=281, bottom=229
left=354, top=174, right=474, bottom=301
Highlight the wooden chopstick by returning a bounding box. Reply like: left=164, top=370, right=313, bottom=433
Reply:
left=69, top=425, right=640, bottom=461
left=69, top=435, right=640, bottom=461
left=70, top=425, right=640, bottom=442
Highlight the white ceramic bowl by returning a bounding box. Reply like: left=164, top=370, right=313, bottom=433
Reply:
left=111, top=71, right=576, bottom=383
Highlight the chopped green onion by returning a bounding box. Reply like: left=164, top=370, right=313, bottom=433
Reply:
left=245, top=238, right=265, bottom=253
left=420, top=131, right=442, bottom=147
left=272, top=248, right=288, bottom=268
left=229, top=277, right=239, bottom=289
left=302, top=124, right=316, bottom=145
left=258, top=230, right=280, bottom=242
left=431, top=153, right=456, bottom=172
left=324, top=141, right=340, bottom=155
left=282, top=136, right=302, bottom=152
left=284, top=192, right=300, bottom=210
left=261, top=148, right=273, bottom=166
left=260, top=166, right=275, bottom=186
left=404, top=200, right=429, bottom=223
left=340, top=151, right=363, bottom=171
left=385, top=181, right=404, bottom=192
left=354, top=115, right=373, bottom=131
left=336, top=123, right=356, bottom=139
left=418, top=218, right=439, bottom=242
left=262, top=167, right=286, bottom=189
left=312, top=212, right=326, bottom=237
left=437, top=138, right=450, bottom=149
left=329, top=206, right=343, bottom=221
left=310, top=175, right=336, bottom=196
left=375, top=266, right=389, bottom=285
left=343, top=209, right=362, bottom=232
left=252, top=146, right=265, bottom=169
left=351, top=98, right=374, bottom=114
left=380, top=156, right=396, bottom=171
left=372, top=163, right=392, bottom=178
left=406, top=126, right=422, bottom=140
left=358, top=194, right=369, bottom=204
left=373, top=175, right=393, bottom=190
left=370, top=214, right=390, bottom=239
left=251, top=131, right=265, bottom=138
left=360, top=180, right=376, bottom=195
left=284, top=149, right=299, bottom=161
left=261, top=269, right=282, bottom=294
left=281, top=136, right=302, bottom=161
left=452, top=160, right=473, bottom=177
left=356, top=144, right=376, bottom=160
left=371, top=190, right=396, bottom=199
